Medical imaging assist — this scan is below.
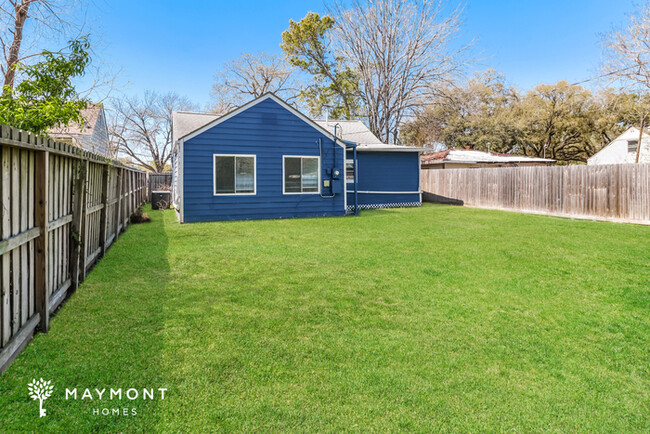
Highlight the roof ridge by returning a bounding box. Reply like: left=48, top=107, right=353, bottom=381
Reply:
left=174, top=111, right=220, bottom=115
left=314, top=119, right=364, bottom=123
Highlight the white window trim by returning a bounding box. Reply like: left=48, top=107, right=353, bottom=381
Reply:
left=213, top=154, right=257, bottom=196
left=628, top=140, right=638, bottom=153
left=345, top=158, right=355, bottom=183
left=282, top=155, right=321, bottom=195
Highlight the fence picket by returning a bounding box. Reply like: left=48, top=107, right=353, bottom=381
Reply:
left=0, top=126, right=146, bottom=373
left=421, top=164, right=650, bottom=224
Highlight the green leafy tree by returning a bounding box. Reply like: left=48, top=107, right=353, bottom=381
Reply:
left=281, top=12, right=362, bottom=119
left=0, top=37, right=90, bottom=134
left=515, top=82, right=619, bottom=162
left=401, top=70, right=521, bottom=152
left=402, top=72, right=639, bottom=163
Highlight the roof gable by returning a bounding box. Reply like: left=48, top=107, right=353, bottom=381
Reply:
left=587, top=126, right=650, bottom=163
left=177, top=93, right=345, bottom=148
left=48, top=104, right=104, bottom=137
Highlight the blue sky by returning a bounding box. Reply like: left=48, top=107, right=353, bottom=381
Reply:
left=83, top=0, right=637, bottom=106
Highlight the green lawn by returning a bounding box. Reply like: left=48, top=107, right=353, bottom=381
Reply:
left=0, top=204, right=648, bottom=432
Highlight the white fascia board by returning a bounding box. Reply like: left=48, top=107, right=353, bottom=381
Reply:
left=179, top=139, right=185, bottom=224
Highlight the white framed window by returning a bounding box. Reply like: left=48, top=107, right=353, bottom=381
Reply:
left=628, top=140, right=638, bottom=153
left=346, top=159, right=355, bottom=182
left=213, top=154, right=256, bottom=195
left=283, top=156, right=320, bottom=194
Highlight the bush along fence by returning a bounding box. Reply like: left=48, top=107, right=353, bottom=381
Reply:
left=421, top=163, right=650, bottom=225
left=0, top=125, right=146, bottom=373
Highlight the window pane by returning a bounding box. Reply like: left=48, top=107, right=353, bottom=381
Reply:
left=235, top=157, right=255, bottom=193
left=346, top=160, right=354, bottom=181
left=628, top=140, right=638, bottom=153
left=302, top=158, right=319, bottom=192
left=284, top=157, right=302, bottom=192
left=215, top=156, right=235, bottom=193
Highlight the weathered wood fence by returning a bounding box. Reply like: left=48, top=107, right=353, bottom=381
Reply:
left=148, top=172, right=172, bottom=192
left=421, top=164, right=650, bottom=224
left=0, top=126, right=146, bottom=373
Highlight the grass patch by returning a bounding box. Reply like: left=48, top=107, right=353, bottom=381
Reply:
left=0, top=204, right=648, bottom=431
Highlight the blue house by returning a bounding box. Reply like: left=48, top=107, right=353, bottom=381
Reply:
left=171, top=93, right=421, bottom=223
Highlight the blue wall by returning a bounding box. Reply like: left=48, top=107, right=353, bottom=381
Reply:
left=346, top=151, right=421, bottom=209
left=182, top=98, right=346, bottom=222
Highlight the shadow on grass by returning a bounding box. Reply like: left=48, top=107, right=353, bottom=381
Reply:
left=0, top=206, right=170, bottom=431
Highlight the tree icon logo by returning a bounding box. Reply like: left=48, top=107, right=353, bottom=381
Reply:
left=28, top=378, right=54, bottom=417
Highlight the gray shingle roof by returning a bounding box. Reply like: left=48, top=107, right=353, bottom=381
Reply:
left=171, top=111, right=421, bottom=152
left=313, top=120, right=382, bottom=145
left=172, top=111, right=221, bottom=143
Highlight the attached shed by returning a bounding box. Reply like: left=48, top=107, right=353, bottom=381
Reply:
left=172, top=93, right=422, bottom=222
left=314, top=120, right=422, bottom=211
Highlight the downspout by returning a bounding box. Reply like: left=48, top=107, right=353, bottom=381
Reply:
left=318, top=138, right=334, bottom=198
left=353, top=143, right=359, bottom=216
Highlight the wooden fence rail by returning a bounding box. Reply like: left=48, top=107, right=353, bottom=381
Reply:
left=421, top=163, right=650, bottom=224
left=0, top=125, right=146, bottom=373
left=148, top=172, right=172, bottom=192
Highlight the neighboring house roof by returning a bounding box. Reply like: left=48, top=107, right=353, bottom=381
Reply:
left=421, top=149, right=556, bottom=165
left=587, top=126, right=650, bottom=165
left=49, top=103, right=102, bottom=136
left=48, top=104, right=111, bottom=157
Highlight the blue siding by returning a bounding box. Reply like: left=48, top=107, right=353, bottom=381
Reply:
left=346, top=151, right=421, bottom=209
left=183, top=98, right=346, bottom=222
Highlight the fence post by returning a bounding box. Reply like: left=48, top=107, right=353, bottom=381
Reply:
left=114, top=167, right=122, bottom=236
left=79, top=160, right=90, bottom=282
left=69, top=159, right=88, bottom=291
left=34, top=150, right=49, bottom=333
left=98, top=165, right=109, bottom=256
left=119, top=168, right=125, bottom=230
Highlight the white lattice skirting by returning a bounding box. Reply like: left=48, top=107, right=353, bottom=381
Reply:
left=346, top=202, right=421, bottom=212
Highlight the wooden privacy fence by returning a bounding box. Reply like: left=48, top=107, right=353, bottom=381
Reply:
left=148, top=172, right=172, bottom=192
left=0, top=125, right=146, bottom=373
left=421, top=163, right=650, bottom=224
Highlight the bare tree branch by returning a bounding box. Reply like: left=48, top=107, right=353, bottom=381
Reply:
left=328, top=0, right=473, bottom=143
left=211, top=52, right=299, bottom=112
left=108, top=91, right=197, bottom=173
left=0, top=0, right=86, bottom=88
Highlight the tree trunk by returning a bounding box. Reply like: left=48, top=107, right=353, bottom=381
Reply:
left=4, top=0, right=32, bottom=89
left=636, top=113, right=645, bottom=164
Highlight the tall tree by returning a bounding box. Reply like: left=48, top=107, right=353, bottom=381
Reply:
left=0, top=37, right=90, bottom=134
left=601, top=2, right=650, bottom=162
left=601, top=2, right=650, bottom=91
left=328, top=0, right=471, bottom=143
left=108, top=91, right=196, bottom=173
left=0, top=0, right=84, bottom=88
left=515, top=82, right=599, bottom=162
left=211, top=52, right=296, bottom=113
left=402, top=73, right=637, bottom=163
left=401, top=70, right=520, bottom=151
left=281, top=12, right=362, bottom=119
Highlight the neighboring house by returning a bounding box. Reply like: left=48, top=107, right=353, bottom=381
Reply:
left=421, top=148, right=555, bottom=169
left=48, top=104, right=112, bottom=157
left=588, top=127, right=650, bottom=165
left=171, top=93, right=422, bottom=223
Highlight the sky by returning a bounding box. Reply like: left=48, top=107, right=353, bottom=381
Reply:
left=77, top=0, right=640, bottom=107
